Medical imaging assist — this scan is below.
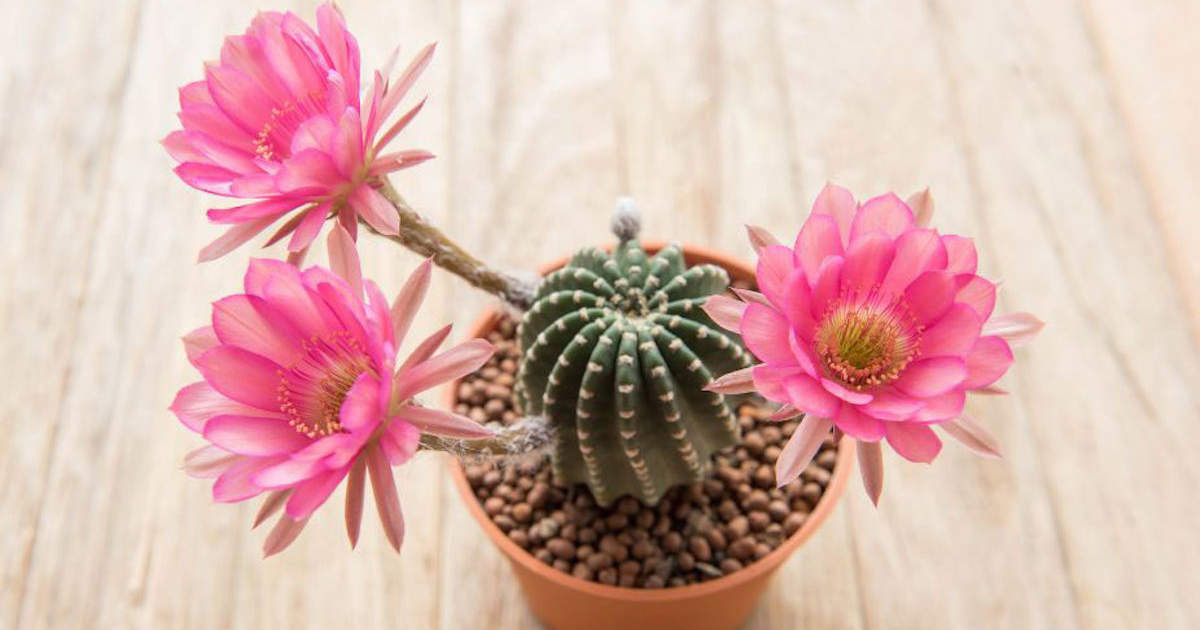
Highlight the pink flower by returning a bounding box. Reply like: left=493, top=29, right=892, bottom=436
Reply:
left=171, top=227, right=494, bottom=555
left=704, top=185, right=1041, bottom=503
left=163, top=3, right=435, bottom=261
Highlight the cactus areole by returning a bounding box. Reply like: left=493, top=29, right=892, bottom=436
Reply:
left=517, top=205, right=752, bottom=505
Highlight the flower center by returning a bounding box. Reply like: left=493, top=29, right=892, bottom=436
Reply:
left=253, top=92, right=330, bottom=161
left=276, top=331, right=372, bottom=438
left=814, top=294, right=919, bottom=390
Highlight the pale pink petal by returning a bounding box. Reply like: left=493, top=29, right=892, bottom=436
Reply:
left=375, top=97, right=427, bottom=151
left=174, top=162, right=238, bottom=195
left=373, top=43, right=435, bottom=138
left=785, top=374, right=841, bottom=418
left=751, top=365, right=802, bottom=403
left=857, top=440, right=884, bottom=505
left=940, top=415, right=1003, bottom=458
left=881, top=228, right=947, bottom=294
left=391, top=259, right=433, bottom=345
left=906, top=188, right=934, bottom=228
left=745, top=224, right=780, bottom=253
left=198, top=213, right=286, bottom=262
left=884, top=422, right=942, bottom=463
left=739, top=303, right=795, bottom=365
left=367, top=150, right=435, bottom=177
left=893, top=357, right=967, bottom=398
left=195, top=345, right=285, bottom=411
left=263, top=515, right=309, bottom=558
left=834, top=404, right=885, bottom=441
left=252, top=456, right=326, bottom=489
left=349, top=184, right=400, bottom=235
left=811, top=183, right=857, bottom=247
left=207, top=198, right=302, bottom=224
left=942, top=235, right=977, bottom=275
left=981, top=312, right=1044, bottom=347
left=213, top=456, right=278, bottom=502
left=775, top=416, right=834, bottom=487
left=913, top=390, right=965, bottom=423
left=840, top=232, right=896, bottom=291
left=394, top=339, right=495, bottom=400
left=344, top=456, right=367, bottom=547
left=964, top=336, right=1013, bottom=389
left=730, top=288, right=770, bottom=306
left=183, top=327, right=219, bottom=367
left=755, top=244, right=797, bottom=306
left=795, top=214, right=843, bottom=283
left=380, top=420, right=421, bottom=465
left=366, top=443, right=405, bottom=551
left=820, top=379, right=873, bottom=405
left=183, top=445, right=239, bottom=478
left=704, top=366, right=757, bottom=394
left=285, top=467, right=349, bottom=519
left=974, top=384, right=1009, bottom=396
left=244, top=258, right=299, bottom=296
left=956, top=276, right=997, bottom=319
left=850, top=193, right=914, bottom=241
left=204, top=415, right=311, bottom=456
left=769, top=403, right=802, bottom=421
left=919, top=303, right=983, bottom=358
left=702, top=295, right=747, bottom=332
left=396, top=406, right=494, bottom=438
left=396, top=324, right=453, bottom=374
left=327, top=223, right=363, bottom=296
left=253, top=490, right=290, bottom=528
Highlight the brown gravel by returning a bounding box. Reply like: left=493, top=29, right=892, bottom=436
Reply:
left=459, top=314, right=839, bottom=589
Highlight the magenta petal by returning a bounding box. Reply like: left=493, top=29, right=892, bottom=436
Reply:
left=884, top=422, right=942, bottom=463
left=338, top=374, right=381, bottom=432
left=840, top=232, right=896, bottom=291
left=366, top=444, right=405, bottom=551
left=860, top=389, right=925, bottom=422
left=739, top=303, right=795, bottom=366
left=850, top=193, right=914, bottom=241
left=195, top=345, right=285, bottom=411
left=344, top=456, right=366, bottom=548
left=787, top=329, right=819, bottom=376
left=775, top=416, right=834, bottom=486
left=785, top=374, right=841, bottom=418
left=811, top=183, right=857, bottom=247
left=751, top=364, right=802, bottom=403
left=252, top=456, right=326, bottom=489
left=781, top=270, right=816, bottom=335
left=820, top=378, right=873, bottom=405
left=175, top=162, right=238, bottom=195
left=207, top=198, right=301, bottom=224
left=396, top=406, right=494, bottom=438
left=795, top=214, right=843, bottom=284
left=964, top=336, right=1013, bottom=389
left=380, top=420, right=420, bottom=465
left=204, top=415, right=311, bottom=456
left=913, top=390, right=966, bottom=423
left=212, top=294, right=304, bottom=366
left=903, top=270, right=957, bottom=325
left=919, top=303, right=983, bottom=358
left=391, top=259, right=433, bottom=345
left=287, top=203, right=328, bottom=252
left=834, top=404, right=885, bottom=441
left=942, top=235, right=978, bottom=275
left=702, top=295, right=747, bottom=332
left=285, top=467, right=349, bottom=519
left=808, top=255, right=844, bottom=320
left=956, top=276, right=997, bottom=320
left=881, top=228, right=947, bottom=294
left=244, top=258, right=298, bottom=296
left=327, top=222, right=363, bottom=296
left=755, top=245, right=797, bottom=307
left=276, top=148, right=343, bottom=193
left=213, top=457, right=278, bottom=502
left=893, top=357, right=967, bottom=398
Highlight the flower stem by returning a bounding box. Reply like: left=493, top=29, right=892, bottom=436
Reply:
left=367, top=180, right=540, bottom=310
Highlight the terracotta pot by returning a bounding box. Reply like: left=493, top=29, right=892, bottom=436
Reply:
left=445, top=241, right=855, bottom=630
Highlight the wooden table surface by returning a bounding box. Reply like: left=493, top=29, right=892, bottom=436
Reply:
left=3, top=0, right=1198, bottom=628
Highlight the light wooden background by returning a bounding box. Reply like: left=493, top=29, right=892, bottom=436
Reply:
left=2, top=0, right=1198, bottom=628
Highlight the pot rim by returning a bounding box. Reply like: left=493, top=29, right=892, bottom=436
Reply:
left=444, top=240, right=856, bottom=603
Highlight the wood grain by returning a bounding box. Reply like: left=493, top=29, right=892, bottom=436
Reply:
left=0, top=0, right=1196, bottom=628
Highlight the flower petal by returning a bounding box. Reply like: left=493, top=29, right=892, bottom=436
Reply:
left=884, top=422, right=942, bottom=463
left=775, top=416, right=834, bottom=486
left=755, top=244, right=797, bottom=306
left=195, top=345, right=285, bottom=411
left=183, top=445, right=239, bottom=479
left=881, top=228, right=947, bottom=295
left=857, top=440, right=884, bottom=505
left=327, top=222, right=363, bottom=296
left=380, top=420, right=420, bottom=465
left=212, top=294, right=304, bottom=366
left=745, top=224, right=780, bottom=253
left=263, top=515, right=309, bottom=558
left=785, top=374, right=841, bottom=418
left=396, top=406, right=494, bottom=438
left=396, top=324, right=453, bottom=374
left=841, top=232, right=896, bottom=291
left=860, top=388, right=925, bottom=422
left=811, top=183, right=857, bottom=247
left=893, top=357, right=967, bottom=398
left=919, top=303, right=983, bottom=358
left=344, top=456, right=367, bottom=548
left=940, top=415, right=1003, bottom=458
left=834, top=403, right=885, bottom=441
left=704, top=365, right=757, bottom=394
left=198, top=213, right=287, bottom=262
left=349, top=184, right=400, bottom=235
left=912, top=390, right=965, bottom=423
left=981, top=312, right=1044, bottom=347
left=366, top=443, right=405, bottom=551
left=392, top=259, right=433, bottom=345
left=850, top=193, right=914, bottom=241
left=956, top=276, right=997, bottom=320
left=213, top=456, right=279, bottom=502
left=942, top=235, right=977, bottom=275
left=739, top=302, right=795, bottom=366
left=964, top=336, right=1013, bottom=389
left=702, top=295, right=747, bottom=332
left=204, top=415, right=311, bottom=456
left=253, top=490, right=290, bottom=528
left=285, top=467, right=349, bottom=519
left=906, top=188, right=934, bottom=228
left=820, top=379, right=873, bottom=405
left=394, top=338, right=494, bottom=400
left=904, top=270, right=957, bottom=325
left=795, top=214, right=843, bottom=284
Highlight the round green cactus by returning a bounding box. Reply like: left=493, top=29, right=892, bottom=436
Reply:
left=516, top=204, right=751, bottom=505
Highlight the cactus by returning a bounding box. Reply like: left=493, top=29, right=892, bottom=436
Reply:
left=516, top=201, right=751, bottom=505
